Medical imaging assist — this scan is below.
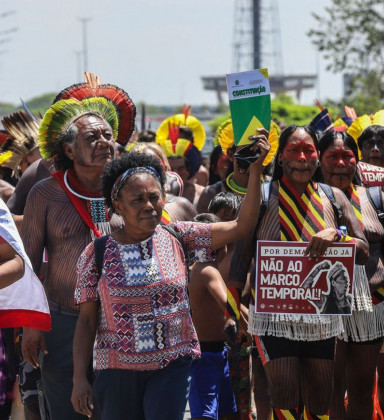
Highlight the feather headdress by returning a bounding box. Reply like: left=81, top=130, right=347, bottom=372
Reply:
left=156, top=107, right=206, bottom=152
left=214, top=118, right=279, bottom=166
left=347, top=110, right=384, bottom=142
left=53, top=72, right=136, bottom=145
left=156, top=107, right=205, bottom=179
left=1, top=110, right=42, bottom=173
left=39, top=97, right=119, bottom=161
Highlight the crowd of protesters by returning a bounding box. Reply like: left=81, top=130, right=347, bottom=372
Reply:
left=0, top=73, right=384, bottom=420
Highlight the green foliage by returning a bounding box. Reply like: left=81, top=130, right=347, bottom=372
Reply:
left=308, top=0, right=384, bottom=102
left=0, top=102, right=17, bottom=116
left=208, top=94, right=339, bottom=133
left=24, top=93, right=57, bottom=116
left=271, top=94, right=320, bottom=126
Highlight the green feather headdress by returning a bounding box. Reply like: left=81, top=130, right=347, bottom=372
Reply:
left=39, top=97, right=119, bottom=160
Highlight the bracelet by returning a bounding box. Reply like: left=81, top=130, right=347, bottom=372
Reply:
left=334, top=229, right=342, bottom=242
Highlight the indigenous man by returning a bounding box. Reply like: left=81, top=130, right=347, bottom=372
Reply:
left=20, top=83, right=136, bottom=420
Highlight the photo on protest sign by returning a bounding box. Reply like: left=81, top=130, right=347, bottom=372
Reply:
left=255, top=241, right=356, bottom=316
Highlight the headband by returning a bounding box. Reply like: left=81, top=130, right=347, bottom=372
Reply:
left=111, top=166, right=161, bottom=202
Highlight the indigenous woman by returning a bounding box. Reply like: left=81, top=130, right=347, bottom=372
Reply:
left=229, top=125, right=368, bottom=420
left=318, top=130, right=384, bottom=420
left=71, top=134, right=270, bottom=420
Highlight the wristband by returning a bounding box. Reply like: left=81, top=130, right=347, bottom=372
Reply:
left=225, top=287, right=241, bottom=321
left=334, top=229, right=342, bottom=242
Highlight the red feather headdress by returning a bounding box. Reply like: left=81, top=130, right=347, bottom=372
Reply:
left=53, top=72, right=136, bottom=145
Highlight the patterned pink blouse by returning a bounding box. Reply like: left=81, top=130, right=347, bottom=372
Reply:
left=75, top=222, right=213, bottom=371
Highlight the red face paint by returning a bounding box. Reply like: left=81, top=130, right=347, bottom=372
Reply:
left=320, top=139, right=357, bottom=190
left=282, top=140, right=318, bottom=162
left=322, top=149, right=356, bottom=167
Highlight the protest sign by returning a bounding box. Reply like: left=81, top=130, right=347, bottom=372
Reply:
left=357, top=162, right=384, bottom=189
left=226, top=69, right=271, bottom=147
left=255, top=241, right=355, bottom=315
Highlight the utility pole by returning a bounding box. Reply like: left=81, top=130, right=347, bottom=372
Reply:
left=74, top=51, right=82, bottom=82
left=78, top=17, right=91, bottom=72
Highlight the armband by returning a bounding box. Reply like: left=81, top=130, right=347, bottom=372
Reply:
left=225, top=287, right=241, bottom=321
left=334, top=229, right=342, bottom=242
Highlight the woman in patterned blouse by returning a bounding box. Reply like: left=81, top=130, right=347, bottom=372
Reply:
left=71, top=135, right=270, bottom=420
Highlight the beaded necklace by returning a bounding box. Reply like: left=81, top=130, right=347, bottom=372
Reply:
left=225, top=172, right=247, bottom=195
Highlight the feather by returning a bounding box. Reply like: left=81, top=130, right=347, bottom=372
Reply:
left=1, top=110, right=41, bottom=172
left=345, top=106, right=357, bottom=121
left=53, top=73, right=136, bottom=146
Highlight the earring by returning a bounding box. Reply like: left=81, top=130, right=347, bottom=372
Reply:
left=317, top=160, right=320, bottom=167
left=278, top=160, right=283, bottom=166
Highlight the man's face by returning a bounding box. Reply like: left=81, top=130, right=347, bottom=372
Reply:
left=66, top=114, right=115, bottom=169
left=361, top=137, right=384, bottom=167
left=169, top=157, right=189, bottom=182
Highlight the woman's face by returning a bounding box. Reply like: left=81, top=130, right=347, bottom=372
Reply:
left=320, top=138, right=356, bottom=190
left=279, top=129, right=318, bottom=187
left=113, top=173, right=165, bottom=239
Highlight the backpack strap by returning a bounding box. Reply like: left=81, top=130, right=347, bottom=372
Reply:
left=258, top=181, right=272, bottom=226
left=367, top=186, right=384, bottom=226
left=94, top=235, right=109, bottom=280
left=319, top=183, right=343, bottom=225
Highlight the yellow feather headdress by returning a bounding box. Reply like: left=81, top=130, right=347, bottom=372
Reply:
left=347, top=110, right=384, bottom=159
left=348, top=110, right=384, bottom=141
left=214, top=118, right=279, bottom=166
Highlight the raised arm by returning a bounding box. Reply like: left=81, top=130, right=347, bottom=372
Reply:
left=210, top=130, right=270, bottom=250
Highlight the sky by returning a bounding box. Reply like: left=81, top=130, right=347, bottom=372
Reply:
left=0, top=0, right=341, bottom=107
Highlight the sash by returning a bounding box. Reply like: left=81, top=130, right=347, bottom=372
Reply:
left=278, top=176, right=325, bottom=241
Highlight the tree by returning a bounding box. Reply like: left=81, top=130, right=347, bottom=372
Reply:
left=308, top=0, right=384, bottom=99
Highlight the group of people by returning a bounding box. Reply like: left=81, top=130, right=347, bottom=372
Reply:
left=0, top=73, right=384, bottom=420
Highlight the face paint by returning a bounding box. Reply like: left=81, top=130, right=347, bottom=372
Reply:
left=322, top=149, right=356, bottom=167
left=320, top=139, right=357, bottom=190
left=282, top=140, right=318, bottom=162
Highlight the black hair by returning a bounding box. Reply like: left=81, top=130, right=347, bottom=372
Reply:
left=357, top=125, right=384, bottom=150
left=102, top=151, right=166, bottom=210
left=179, top=126, right=194, bottom=141
left=271, top=124, right=319, bottom=181
left=208, top=192, right=242, bottom=215
left=318, top=130, right=363, bottom=186
left=193, top=213, right=221, bottom=223
left=208, top=145, right=233, bottom=184
left=137, top=129, right=156, bottom=143
left=208, top=145, right=224, bottom=185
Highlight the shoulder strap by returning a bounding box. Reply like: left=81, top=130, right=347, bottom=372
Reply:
left=161, top=224, right=185, bottom=248
left=94, top=235, right=109, bottom=280
left=367, top=186, right=384, bottom=226
left=259, top=181, right=272, bottom=224
left=319, top=183, right=343, bottom=225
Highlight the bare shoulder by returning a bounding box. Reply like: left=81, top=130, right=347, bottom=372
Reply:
left=190, top=262, right=221, bottom=284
